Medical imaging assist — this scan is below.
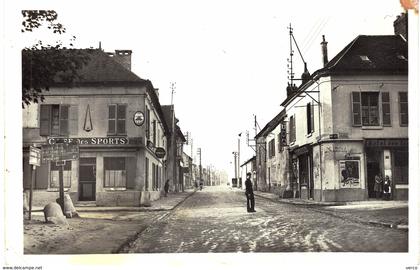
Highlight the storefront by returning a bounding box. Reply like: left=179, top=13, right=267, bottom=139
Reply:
left=290, top=145, right=313, bottom=200
left=364, top=139, right=408, bottom=200
left=23, top=136, right=167, bottom=207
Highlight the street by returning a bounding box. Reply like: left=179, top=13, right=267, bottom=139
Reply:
left=122, top=186, right=408, bottom=253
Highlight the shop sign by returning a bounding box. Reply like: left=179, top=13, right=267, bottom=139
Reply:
left=47, top=137, right=130, bottom=145
left=42, top=143, right=79, bottom=162
left=365, top=139, right=408, bottom=148
left=155, top=147, right=166, bottom=158
left=339, top=160, right=360, bottom=188
left=29, top=146, right=41, bottom=166
left=133, top=111, right=145, bottom=126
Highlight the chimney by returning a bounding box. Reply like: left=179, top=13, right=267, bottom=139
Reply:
left=301, top=63, right=310, bottom=85
left=286, top=83, right=298, bottom=97
left=320, top=35, right=328, bottom=67
left=394, top=13, right=408, bottom=41
left=113, top=50, right=132, bottom=70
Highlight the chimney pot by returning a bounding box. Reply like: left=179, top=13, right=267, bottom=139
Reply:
left=321, top=35, right=328, bottom=67
left=112, top=50, right=132, bottom=70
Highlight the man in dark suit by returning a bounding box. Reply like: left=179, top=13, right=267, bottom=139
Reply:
left=245, top=172, right=256, bottom=212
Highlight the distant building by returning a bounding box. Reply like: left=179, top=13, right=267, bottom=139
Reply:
left=161, top=106, right=186, bottom=192
left=240, top=156, right=256, bottom=190
left=22, top=49, right=170, bottom=206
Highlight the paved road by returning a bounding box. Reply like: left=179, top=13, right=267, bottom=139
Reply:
left=122, top=186, right=408, bottom=253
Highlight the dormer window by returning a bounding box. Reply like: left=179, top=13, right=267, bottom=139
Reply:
left=359, top=55, right=371, bottom=62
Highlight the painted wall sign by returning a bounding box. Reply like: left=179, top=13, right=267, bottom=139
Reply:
left=365, top=139, right=408, bottom=148
left=47, top=137, right=133, bottom=145
left=339, top=160, right=360, bottom=188
left=133, top=111, right=145, bottom=126
left=155, top=147, right=166, bottom=158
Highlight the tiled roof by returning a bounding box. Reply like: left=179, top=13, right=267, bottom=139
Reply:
left=321, top=35, right=408, bottom=74
left=53, top=49, right=146, bottom=85
left=281, top=35, right=408, bottom=107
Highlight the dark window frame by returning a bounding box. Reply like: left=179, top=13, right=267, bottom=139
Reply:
left=108, top=104, right=127, bottom=135
left=103, top=157, right=127, bottom=188
left=39, top=104, right=70, bottom=136
left=399, top=92, right=408, bottom=126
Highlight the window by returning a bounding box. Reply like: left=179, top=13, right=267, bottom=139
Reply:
left=104, top=157, right=126, bottom=188
left=50, top=161, right=71, bottom=188
left=108, top=104, right=127, bottom=135
left=306, top=102, right=314, bottom=134
left=361, top=92, right=379, bottom=126
left=146, top=107, right=151, bottom=140
left=152, top=120, right=157, bottom=145
left=40, top=104, right=69, bottom=136
left=289, top=115, right=296, bottom=143
left=145, top=157, right=149, bottom=191
left=382, top=92, right=391, bottom=126
left=352, top=92, right=391, bottom=127
left=399, top=92, right=408, bottom=126
left=152, top=163, right=159, bottom=191
left=268, top=139, right=275, bottom=159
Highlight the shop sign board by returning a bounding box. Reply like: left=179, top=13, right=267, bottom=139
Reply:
left=29, top=146, right=41, bottom=166
left=155, top=147, right=166, bottom=158
left=41, top=143, right=79, bottom=162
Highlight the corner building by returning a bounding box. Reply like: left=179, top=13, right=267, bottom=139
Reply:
left=22, top=49, right=169, bottom=206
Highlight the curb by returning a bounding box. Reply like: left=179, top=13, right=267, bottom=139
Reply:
left=254, top=193, right=408, bottom=231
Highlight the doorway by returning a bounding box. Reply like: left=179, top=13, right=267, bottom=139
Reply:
left=79, top=158, right=96, bottom=201
left=366, top=161, right=380, bottom=198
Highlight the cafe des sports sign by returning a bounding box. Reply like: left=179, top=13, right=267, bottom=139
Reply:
left=47, top=137, right=141, bottom=145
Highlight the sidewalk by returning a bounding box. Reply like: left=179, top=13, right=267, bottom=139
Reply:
left=31, top=189, right=196, bottom=213
left=24, top=190, right=195, bottom=254
left=254, top=190, right=408, bottom=230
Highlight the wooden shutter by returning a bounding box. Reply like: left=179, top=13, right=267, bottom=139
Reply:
left=35, top=162, right=49, bottom=189
left=117, top=104, right=126, bottom=134
left=23, top=157, right=31, bottom=189
left=59, top=105, right=69, bottom=135
left=351, top=92, right=362, bottom=126
left=39, top=104, right=51, bottom=136
left=381, top=92, right=391, bottom=126
left=108, top=105, right=117, bottom=134
left=126, top=157, right=137, bottom=189
left=399, top=92, right=408, bottom=126
left=310, top=102, right=315, bottom=133
left=69, top=105, right=79, bottom=135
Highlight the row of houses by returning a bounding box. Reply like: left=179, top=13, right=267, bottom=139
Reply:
left=22, top=48, right=197, bottom=206
left=246, top=14, right=409, bottom=202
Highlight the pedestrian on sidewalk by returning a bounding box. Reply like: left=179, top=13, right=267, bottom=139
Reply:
left=374, top=173, right=383, bottom=199
left=245, top=172, right=256, bottom=213
left=164, top=179, right=170, bottom=197
left=383, top=175, right=392, bottom=200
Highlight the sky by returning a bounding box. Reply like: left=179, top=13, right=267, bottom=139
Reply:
left=13, top=0, right=405, bottom=177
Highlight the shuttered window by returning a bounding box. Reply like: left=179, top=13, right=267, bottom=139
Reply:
left=381, top=92, right=391, bottom=126
left=307, top=102, right=314, bottom=134
left=39, top=104, right=70, bottom=136
left=289, top=115, right=296, bottom=143
left=108, top=104, right=127, bottom=135
left=145, top=157, right=149, bottom=191
left=351, top=92, right=362, bottom=126
left=399, top=92, right=408, bottom=126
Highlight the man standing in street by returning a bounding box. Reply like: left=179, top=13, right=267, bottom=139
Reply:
left=164, top=179, right=170, bottom=197
left=245, top=172, right=256, bottom=212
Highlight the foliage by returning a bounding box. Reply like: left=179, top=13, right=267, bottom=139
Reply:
left=21, top=10, right=90, bottom=107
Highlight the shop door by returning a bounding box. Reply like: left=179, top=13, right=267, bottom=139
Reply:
left=298, top=155, right=309, bottom=199
left=79, top=158, right=96, bottom=201
left=367, top=161, right=380, bottom=198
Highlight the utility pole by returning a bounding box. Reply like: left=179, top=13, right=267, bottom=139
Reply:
left=170, top=82, right=178, bottom=192
left=238, top=133, right=241, bottom=188
left=232, top=151, right=238, bottom=186
left=198, top=148, right=202, bottom=186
